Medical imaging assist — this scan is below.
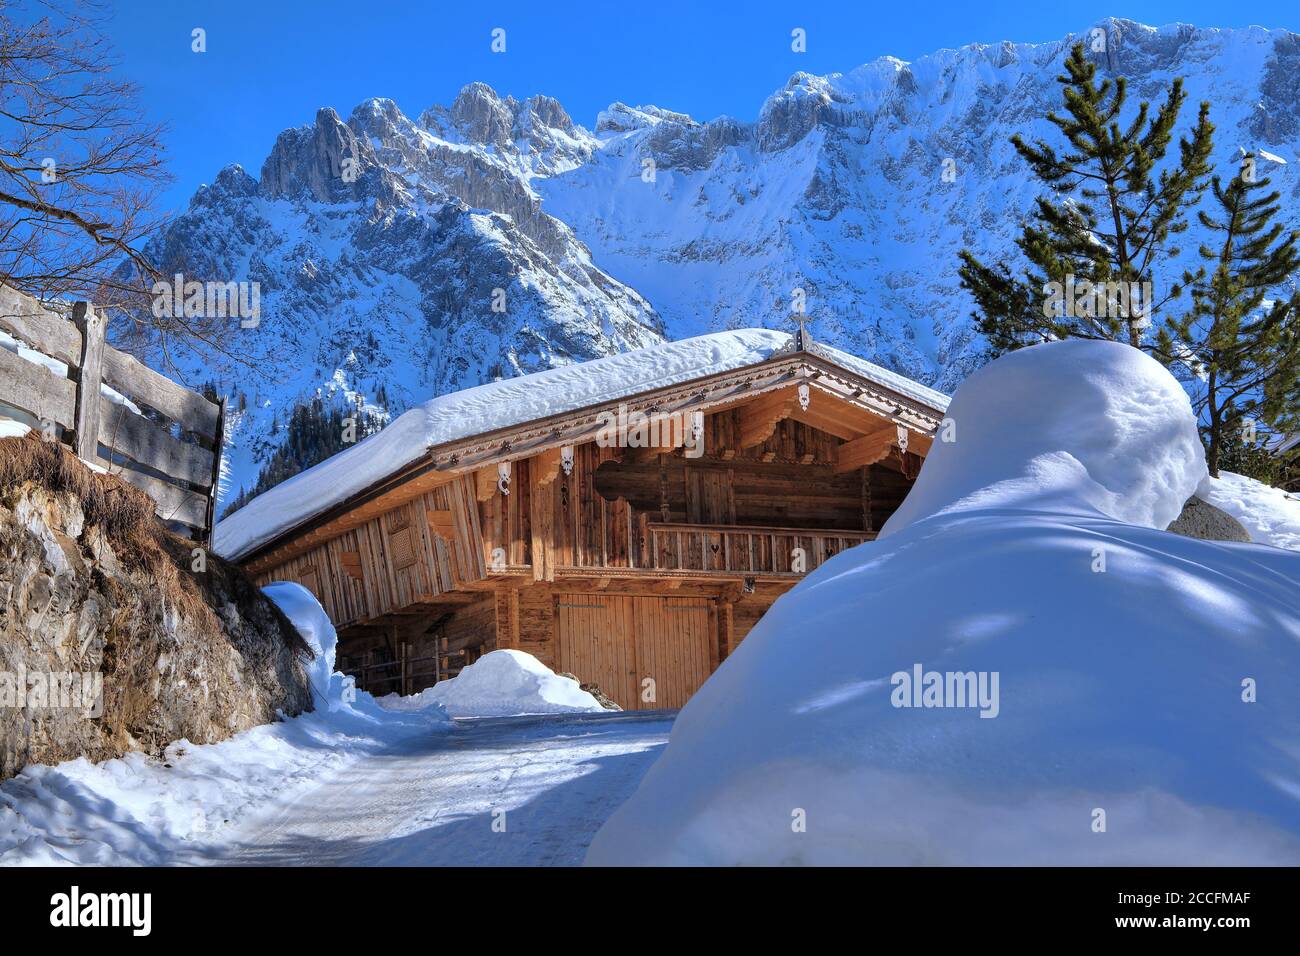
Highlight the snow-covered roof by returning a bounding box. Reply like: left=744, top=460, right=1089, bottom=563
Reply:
left=214, top=329, right=950, bottom=561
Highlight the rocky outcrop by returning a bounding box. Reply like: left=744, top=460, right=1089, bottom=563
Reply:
left=128, top=83, right=663, bottom=506
left=258, top=107, right=397, bottom=205
left=0, top=436, right=312, bottom=780
left=557, top=672, right=622, bottom=711
left=755, top=72, right=853, bottom=152
left=1166, top=495, right=1253, bottom=543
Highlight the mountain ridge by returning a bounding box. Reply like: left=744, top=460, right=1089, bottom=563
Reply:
left=140, top=17, right=1300, bottom=510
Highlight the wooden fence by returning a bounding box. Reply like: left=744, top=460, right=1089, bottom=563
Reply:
left=339, top=644, right=447, bottom=697
left=0, top=283, right=225, bottom=542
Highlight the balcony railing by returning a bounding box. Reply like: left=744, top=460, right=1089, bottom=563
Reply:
left=643, top=522, right=874, bottom=575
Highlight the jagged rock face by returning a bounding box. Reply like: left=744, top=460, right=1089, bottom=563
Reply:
left=143, top=18, right=1300, bottom=509
left=0, top=478, right=311, bottom=779
left=542, top=19, right=1300, bottom=395
left=138, top=85, right=662, bottom=504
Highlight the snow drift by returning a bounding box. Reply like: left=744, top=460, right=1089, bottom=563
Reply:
left=879, top=339, right=1205, bottom=535
left=1199, top=471, right=1300, bottom=551
left=262, top=581, right=340, bottom=709
left=387, top=649, right=606, bottom=718
left=587, top=340, right=1300, bottom=866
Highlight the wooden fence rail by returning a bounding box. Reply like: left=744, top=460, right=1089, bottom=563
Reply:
left=0, top=283, right=225, bottom=542
left=339, top=649, right=447, bottom=698
left=644, top=522, right=874, bottom=574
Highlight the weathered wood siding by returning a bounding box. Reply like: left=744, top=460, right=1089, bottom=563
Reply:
left=257, top=474, right=483, bottom=627
left=554, top=592, right=714, bottom=710
left=476, top=414, right=910, bottom=575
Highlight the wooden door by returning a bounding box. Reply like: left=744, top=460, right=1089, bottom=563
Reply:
left=556, top=593, right=714, bottom=710
left=686, top=467, right=735, bottom=524
left=630, top=596, right=712, bottom=710
left=556, top=594, right=637, bottom=708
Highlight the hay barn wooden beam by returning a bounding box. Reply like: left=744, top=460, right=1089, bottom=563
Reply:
left=834, top=424, right=900, bottom=473
left=736, top=388, right=798, bottom=447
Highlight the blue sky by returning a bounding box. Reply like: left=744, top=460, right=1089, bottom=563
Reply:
left=100, top=1, right=1296, bottom=213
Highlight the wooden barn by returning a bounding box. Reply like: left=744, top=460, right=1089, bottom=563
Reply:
left=216, top=328, right=949, bottom=709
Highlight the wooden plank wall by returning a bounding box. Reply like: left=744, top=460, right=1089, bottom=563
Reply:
left=556, top=594, right=638, bottom=706
left=256, top=474, right=484, bottom=627
left=552, top=592, right=714, bottom=710
left=477, top=412, right=913, bottom=575
left=494, top=587, right=559, bottom=670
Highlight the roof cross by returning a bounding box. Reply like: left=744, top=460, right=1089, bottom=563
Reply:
left=791, top=312, right=812, bottom=351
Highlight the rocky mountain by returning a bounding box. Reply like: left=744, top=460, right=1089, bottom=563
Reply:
left=140, top=18, right=1300, bottom=509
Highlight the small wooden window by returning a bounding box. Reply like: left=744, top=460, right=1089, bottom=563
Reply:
left=298, top=566, right=320, bottom=598
left=388, top=524, right=418, bottom=570
left=339, top=550, right=364, bottom=581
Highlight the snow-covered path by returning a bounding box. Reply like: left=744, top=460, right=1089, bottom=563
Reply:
left=212, top=712, right=673, bottom=867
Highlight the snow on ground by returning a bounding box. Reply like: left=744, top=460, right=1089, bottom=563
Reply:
left=588, top=340, right=1300, bottom=866
left=0, top=586, right=447, bottom=866
left=0, top=585, right=655, bottom=868
left=218, top=713, right=672, bottom=866
left=213, top=329, right=949, bottom=561
left=379, top=650, right=606, bottom=718
left=1199, top=471, right=1300, bottom=551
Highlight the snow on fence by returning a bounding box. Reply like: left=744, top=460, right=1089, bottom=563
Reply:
left=0, top=283, right=225, bottom=542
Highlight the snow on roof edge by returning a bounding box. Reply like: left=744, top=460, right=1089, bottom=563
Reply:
left=213, top=329, right=950, bottom=561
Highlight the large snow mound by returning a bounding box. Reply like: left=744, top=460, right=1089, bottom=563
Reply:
left=213, top=330, right=949, bottom=561
left=1199, top=471, right=1300, bottom=551
left=881, top=339, right=1205, bottom=536
left=398, top=650, right=606, bottom=718
left=587, top=340, right=1300, bottom=866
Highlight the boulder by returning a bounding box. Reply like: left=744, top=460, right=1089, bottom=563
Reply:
left=1166, top=495, right=1252, bottom=543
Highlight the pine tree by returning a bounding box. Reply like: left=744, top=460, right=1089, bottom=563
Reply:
left=959, top=42, right=1214, bottom=354
left=221, top=396, right=383, bottom=517
left=1157, top=154, right=1300, bottom=478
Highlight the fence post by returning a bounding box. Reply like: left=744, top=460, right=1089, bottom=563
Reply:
left=70, top=302, right=105, bottom=462
left=203, top=397, right=227, bottom=545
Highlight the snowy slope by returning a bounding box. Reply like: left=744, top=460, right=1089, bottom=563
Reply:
left=1199, top=471, right=1300, bottom=550
left=587, top=340, right=1300, bottom=866
left=541, top=19, right=1300, bottom=393
left=135, top=93, right=664, bottom=508
left=145, top=18, right=1300, bottom=511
